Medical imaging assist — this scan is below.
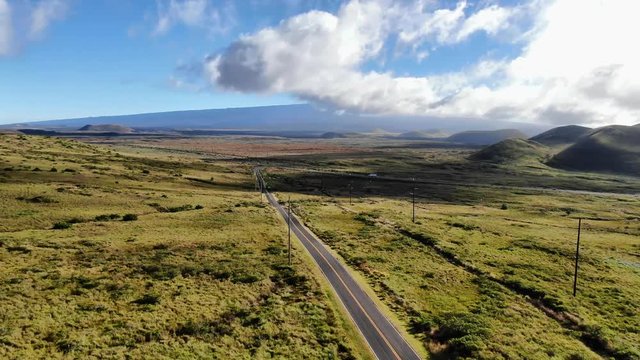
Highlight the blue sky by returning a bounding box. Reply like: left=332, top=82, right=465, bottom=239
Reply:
left=1, top=0, right=638, bottom=126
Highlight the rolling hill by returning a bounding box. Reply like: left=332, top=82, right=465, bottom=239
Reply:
left=447, top=129, right=527, bottom=145
left=549, top=125, right=640, bottom=175
left=529, top=125, right=592, bottom=146
left=469, top=138, right=549, bottom=163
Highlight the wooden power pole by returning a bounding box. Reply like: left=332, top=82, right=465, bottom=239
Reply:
left=573, top=218, right=582, bottom=297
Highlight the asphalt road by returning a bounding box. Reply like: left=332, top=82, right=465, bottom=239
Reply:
left=256, top=170, right=422, bottom=360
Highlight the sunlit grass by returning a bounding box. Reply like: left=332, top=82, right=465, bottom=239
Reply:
left=0, top=134, right=366, bottom=359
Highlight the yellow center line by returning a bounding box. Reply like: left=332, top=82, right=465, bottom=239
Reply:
left=290, top=215, right=403, bottom=360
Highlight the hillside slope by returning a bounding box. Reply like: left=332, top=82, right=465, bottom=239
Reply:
left=447, top=129, right=527, bottom=145
left=530, top=125, right=592, bottom=146
left=469, top=138, right=549, bottom=163
left=549, top=125, right=640, bottom=175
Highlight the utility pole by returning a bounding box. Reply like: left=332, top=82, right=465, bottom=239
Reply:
left=573, top=218, right=582, bottom=297
left=288, top=196, right=292, bottom=266
left=349, top=182, right=353, bottom=205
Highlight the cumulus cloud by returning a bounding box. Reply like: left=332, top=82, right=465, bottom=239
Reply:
left=203, top=0, right=640, bottom=126
left=0, top=0, right=68, bottom=56
left=153, top=0, right=234, bottom=36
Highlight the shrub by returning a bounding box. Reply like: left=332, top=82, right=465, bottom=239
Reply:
left=195, top=204, right=204, bottom=210
left=95, top=214, right=120, bottom=221
left=52, top=222, right=71, bottom=230
left=501, top=203, right=509, bottom=210
left=231, top=273, right=260, bottom=284
left=434, top=313, right=489, bottom=342
left=50, top=167, right=58, bottom=172
left=167, top=204, right=193, bottom=213
left=7, top=245, right=31, bottom=254
left=122, top=214, right=138, bottom=221
left=132, top=293, right=160, bottom=305
left=410, top=314, right=434, bottom=334
left=21, top=195, right=56, bottom=203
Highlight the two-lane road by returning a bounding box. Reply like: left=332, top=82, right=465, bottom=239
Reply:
left=256, top=170, right=422, bottom=360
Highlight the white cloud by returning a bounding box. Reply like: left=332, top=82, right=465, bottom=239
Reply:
left=204, top=0, right=640, bottom=126
left=0, top=0, right=13, bottom=56
left=29, top=0, right=67, bottom=39
left=455, top=4, right=513, bottom=42
left=396, top=1, right=518, bottom=46
left=0, top=0, right=68, bottom=56
left=153, top=0, right=233, bottom=36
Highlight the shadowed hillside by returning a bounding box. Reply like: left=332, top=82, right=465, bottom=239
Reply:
left=469, top=138, right=549, bottom=163
left=447, top=129, right=527, bottom=145
left=549, top=125, right=640, bottom=175
left=530, top=125, right=592, bottom=146
left=78, top=124, right=134, bottom=133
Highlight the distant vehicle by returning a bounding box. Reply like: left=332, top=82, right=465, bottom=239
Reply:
left=368, top=173, right=378, bottom=177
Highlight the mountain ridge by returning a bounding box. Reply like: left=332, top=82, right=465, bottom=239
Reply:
left=1, top=104, right=549, bottom=135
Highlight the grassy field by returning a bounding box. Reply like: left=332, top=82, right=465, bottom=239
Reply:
left=4, top=133, right=637, bottom=359
left=0, top=134, right=368, bottom=359
left=261, top=146, right=640, bottom=359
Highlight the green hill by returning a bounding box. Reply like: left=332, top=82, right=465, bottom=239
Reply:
left=447, top=129, right=527, bottom=145
left=469, top=138, right=549, bottom=163
left=549, top=125, right=640, bottom=176
left=530, top=125, right=592, bottom=146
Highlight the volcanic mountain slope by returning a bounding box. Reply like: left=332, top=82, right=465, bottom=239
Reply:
left=529, top=125, right=592, bottom=146
left=469, top=138, right=550, bottom=163
left=549, top=125, right=640, bottom=176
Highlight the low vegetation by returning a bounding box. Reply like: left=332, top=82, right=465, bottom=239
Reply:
left=0, top=134, right=366, bottom=359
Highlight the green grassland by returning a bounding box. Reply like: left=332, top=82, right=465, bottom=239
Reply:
left=0, top=134, right=368, bottom=359
left=263, top=148, right=640, bottom=359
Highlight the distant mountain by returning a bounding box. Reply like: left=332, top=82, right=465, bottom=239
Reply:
left=549, top=125, right=640, bottom=176
left=447, top=129, right=527, bottom=145
left=469, top=138, right=549, bottom=163
left=2, top=104, right=549, bottom=135
left=320, top=132, right=347, bottom=139
left=78, top=124, right=133, bottom=133
left=396, top=130, right=450, bottom=139
left=530, top=125, right=592, bottom=146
